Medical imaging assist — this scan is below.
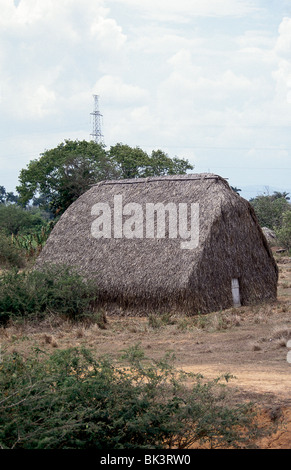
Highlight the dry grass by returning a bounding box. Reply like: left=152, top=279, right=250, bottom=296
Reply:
left=0, top=253, right=290, bottom=379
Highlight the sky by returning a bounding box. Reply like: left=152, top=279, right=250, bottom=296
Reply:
left=0, top=0, right=291, bottom=200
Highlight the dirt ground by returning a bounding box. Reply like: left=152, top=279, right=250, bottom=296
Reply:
left=1, top=251, right=291, bottom=449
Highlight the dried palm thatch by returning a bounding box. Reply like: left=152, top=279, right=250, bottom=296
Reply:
left=36, top=174, right=278, bottom=315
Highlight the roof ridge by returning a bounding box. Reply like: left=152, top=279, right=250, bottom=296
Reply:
left=94, top=174, right=227, bottom=186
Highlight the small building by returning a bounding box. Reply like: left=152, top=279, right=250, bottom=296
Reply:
left=36, top=174, right=278, bottom=315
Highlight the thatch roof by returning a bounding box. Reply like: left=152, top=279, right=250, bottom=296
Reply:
left=36, top=173, right=278, bottom=315
left=262, top=227, right=277, bottom=246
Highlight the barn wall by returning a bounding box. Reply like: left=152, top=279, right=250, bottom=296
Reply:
left=187, top=197, right=278, bottom=314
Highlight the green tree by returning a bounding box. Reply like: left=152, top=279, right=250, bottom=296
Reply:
left=0, top=186, right=18, bottom=204
left=0, top=186, right=6, bottom=204
left=145, top=149, right=193, bottom=177
left=5, top=192, right=19, bottom=204
left=17, top=140, right=117, bottom=216
left=17, top=140, right=194, bottom=217
left=108, top=144, right=193, bottom=179
left=271, top=191, right=290, bottom=201
left=231, top=186, right=241, bottom=194
left=108, top=143, right=150, bottom=179
left=250, top=194, right=291, bottom=229
left=0, top=205, right=46, bottom=236
left=276, top=211, right=291, bottom=250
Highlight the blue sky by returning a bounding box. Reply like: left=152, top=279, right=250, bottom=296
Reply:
left=1, top=0, right=291, bottom=199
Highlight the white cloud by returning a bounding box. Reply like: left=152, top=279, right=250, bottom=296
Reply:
left=236, top=30, right=275, bottom=49
left=109, top=0, right=260, bottom=21
left=0, top=0, right=128, bottom=126
left=0, top=0, right=291, bottom=195
left=160, top=50, right=255, bottom=111
left=131, top=31, right=204, bottom=57
left=271, top=17, right=291, bottom=104
left=90, top=16, right=126, bottom=50
left=94, top=75, right=149, bottom=106
left=22, top=84, right=57, bottom=119
left=274, top=17, right=291, bottom=57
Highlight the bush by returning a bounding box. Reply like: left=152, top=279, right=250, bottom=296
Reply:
left=250, top=195, right=290, bottom=230
left=0, top=231, right=25, bottom=269
left=12, top=221, right=54, bottom=260
left=0, top=204, right=47, bottom=236
left=276, top=211, right=291, bottom=250
left=0, top=264, right=99, bottom=325
left=0, top=345, right=268, bottom=449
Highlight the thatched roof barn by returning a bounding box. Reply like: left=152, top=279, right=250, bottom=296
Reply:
left=36, top=174, right=278, bottom=315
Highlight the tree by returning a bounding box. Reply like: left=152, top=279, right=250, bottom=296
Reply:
left=108, top=143, right=150, bottom=179
left=146, top=149, right=193, bottom=177
left=0, top=186, right=6, bottom=204
left=231, top=186, right=241, bottom=194
left=108, top=144, right=193, bottom=179
left=271, top=191, right=290, bottom=201
left=0, top=186, right=19, bottom=204
left=250, top=194, right=291, bottom=229
left=17, top=140, right=194, bottom=217
left=0, top=205, right=46, bottom=236
left=5, top=192, right=19, bottom=204
left=17, top=140, right=118, bottom=216
left=276, top=211, right=291, bottom=250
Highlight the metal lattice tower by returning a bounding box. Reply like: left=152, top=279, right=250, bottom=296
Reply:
left=90, top=94, right=104, bottom=144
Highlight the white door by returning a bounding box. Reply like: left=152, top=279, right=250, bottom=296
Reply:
left=231, top=279, right=241, bottom=307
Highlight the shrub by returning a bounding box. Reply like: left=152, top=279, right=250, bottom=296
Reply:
left=250, top=195, right=290, bottom=230
left=0, top=264, right=99, bottom=325
left=12, top=221, right=54, bottom=260
left=0, top=204, right=47, bottom=236
left=148, top=312, right=176, bottom=329
left=0, top=231, right=25, bottom=269
left=276, top=211, right=291, bottom=250
left=0, top=345, right=269, bottom=449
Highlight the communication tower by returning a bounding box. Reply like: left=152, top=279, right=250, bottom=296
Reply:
left=90, top=94, right=104, bottom=144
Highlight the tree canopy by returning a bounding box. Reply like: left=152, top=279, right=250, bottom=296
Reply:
left=108, top=144, right=193, bottom=179
left=250, top=192, right=291, bottom=250
left=0, top=186, right=19, bottom=204
left=17, top=140, right=117, bottom=216
left=16, top=140, right=194, bottom=216
left=249, top=193, right=291, bottom=230
left=0, top=205, right=47, bottom=236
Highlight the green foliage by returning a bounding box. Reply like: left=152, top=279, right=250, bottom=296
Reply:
left=16, top=139, right=193, bottom=217
left=108, top=144, right=193, bottom=179
left=148, top=313, right=177, bottom=329
left=0, top=231, right=25, bottom=269
left=0, top=205, right=53, bottom=265
left=146, top=149, right=193, bottom=177
left=17, top=140, right=117, bottom=216
left=0, top=264, right=99, bottom=325
left=231, top=186, right=241, bottom=194
left=0, top=186, right=18, bottom=204
left=276, top=211, right=291, bottom=250
left=12, top=221, right=54, bottom=259
left=272, top=191, right=290, bottom=201
left=0, top=204, right=47, bottom=236
left=0, top=345, right=266, bottom=449
left=0, top=186, right=6, bottom=204
left=250, top=194, right=291, bottom=230
left=108, top=143, right=149, bottom=179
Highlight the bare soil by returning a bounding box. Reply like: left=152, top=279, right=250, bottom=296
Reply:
left=1, top=252, right=291, bottom=449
